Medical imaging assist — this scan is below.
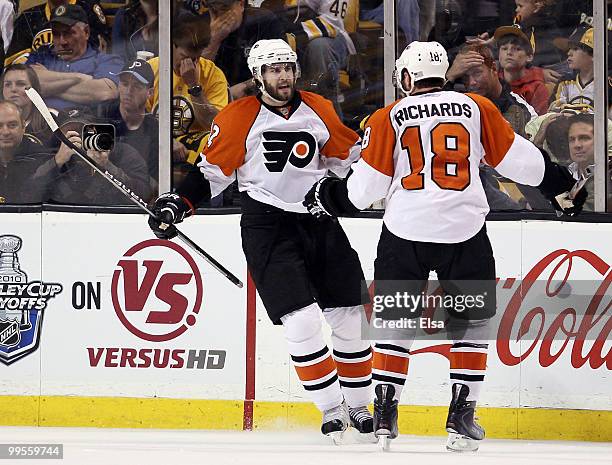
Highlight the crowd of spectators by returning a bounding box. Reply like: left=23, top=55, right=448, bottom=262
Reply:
left=439, top=0, right=609, bottom=212
left=0, top=0, right=609, bottom=211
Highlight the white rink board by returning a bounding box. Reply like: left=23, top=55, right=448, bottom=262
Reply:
left=257, top=219, right=612, bottom=410
left=2, top=212, right=247, bottom=399
left=0, top=213, right=611, bottom=411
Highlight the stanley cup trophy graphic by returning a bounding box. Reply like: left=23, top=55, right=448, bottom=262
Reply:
left=0, top=235, right=32, bottom=330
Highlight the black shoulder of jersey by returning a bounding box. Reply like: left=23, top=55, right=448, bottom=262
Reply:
left=20, top=2, right=46, bottom=16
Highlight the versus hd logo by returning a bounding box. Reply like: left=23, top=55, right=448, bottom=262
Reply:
left=0, top=235, right=63, bottom=365
left=92, top=239, right=226, bottom=370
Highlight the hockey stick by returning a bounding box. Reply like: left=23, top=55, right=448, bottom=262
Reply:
left=25, top=87, right=243, bottom=288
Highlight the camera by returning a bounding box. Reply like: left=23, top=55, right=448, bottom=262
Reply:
left=82, top=124, right=115, bottom=152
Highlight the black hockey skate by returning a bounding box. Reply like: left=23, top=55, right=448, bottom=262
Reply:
left=373, top=384, right=399, bottom=451
left=445, top=383, right=485, bottom=452
left=321, top=400, right=349, bottom=444
left=348, top=406, right=376, bottom=443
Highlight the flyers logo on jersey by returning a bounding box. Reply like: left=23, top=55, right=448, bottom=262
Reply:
left=262, top=131, right=317, bottom=172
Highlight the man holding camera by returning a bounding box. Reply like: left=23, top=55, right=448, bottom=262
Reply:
left=47, top=108, right=150, bottom=205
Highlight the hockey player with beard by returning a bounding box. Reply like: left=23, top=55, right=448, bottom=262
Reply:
left=147, top=39, right=374, bottom=443
left=303, top=41, right=587, bottom=451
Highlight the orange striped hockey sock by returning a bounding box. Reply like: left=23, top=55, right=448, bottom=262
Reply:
left=449, top=341, right=488, bottom=401
left=372, top=342, right=411, bottom=400
left=282, top=303, right=343, bottom=411
left=324, top=306, right=372, bottom=408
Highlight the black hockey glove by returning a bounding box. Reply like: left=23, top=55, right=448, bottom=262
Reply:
left=303, top=177, right=360, bottom=220
left=148, top=193, right=192, bottom=239
left=536, top=149, right=588, bottom=217
left=304, top=178, right=335, bottom=219
left=550, top=177, right=589, bottom=217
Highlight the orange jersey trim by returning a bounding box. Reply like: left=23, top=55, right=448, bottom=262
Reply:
left=300, top=91, right=359, bottom=160
left=202, top=96, right=262, bottom=177
left=294, top=355, right=337, bottom=382
left=465, top=93, right=515, bottom=168
left=360, top=103, right=399, bottom=177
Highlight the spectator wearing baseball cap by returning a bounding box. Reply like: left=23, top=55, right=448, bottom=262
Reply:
left=552, top=26, right=594, bottom=111
left=100, top=58, right=159, bottom=197
left=25, top=3, right=124, bottom=111
left=5, top=0, right=110, bottom=66
left=494, top=25, right=550, bottom=115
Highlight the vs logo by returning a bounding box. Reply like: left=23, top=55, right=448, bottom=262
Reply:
left=262, top=131, right=317, bottom=172
left=111, top=240, right=203, bottom=342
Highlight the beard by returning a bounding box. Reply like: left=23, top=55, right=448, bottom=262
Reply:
left=263, top=79, right=295, bottom=103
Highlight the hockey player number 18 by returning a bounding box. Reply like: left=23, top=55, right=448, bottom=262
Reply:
left=401, top=122, right=471, bottom=192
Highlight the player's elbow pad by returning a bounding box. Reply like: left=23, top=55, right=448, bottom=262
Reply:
left=175, top=165, right=212, bottom=207
left=536, top=149, right=576, bottom=199
left=322, top=177, right=361, bottom=217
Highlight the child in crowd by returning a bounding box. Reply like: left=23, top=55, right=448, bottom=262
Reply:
left=494, top=25, right=549, bottom=115
left=553, top=26, right=594, bottom=110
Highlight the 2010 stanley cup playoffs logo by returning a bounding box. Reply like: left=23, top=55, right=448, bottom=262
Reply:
left=0, top=235, right=63, bottom=365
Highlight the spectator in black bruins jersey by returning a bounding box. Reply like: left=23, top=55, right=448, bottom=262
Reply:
left=0, top=101, right=56, bottom=204
left=1, top=63, right=57, bottom=146
left=4, top=0, right=110, bottom=66
left=25, top=4, right=123, bottom=112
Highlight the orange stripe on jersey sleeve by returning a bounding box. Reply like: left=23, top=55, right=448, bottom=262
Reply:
left=300, top=91, right=359, bottom=160
left=449, top=352, right=487, bottom=370
left=294, top=355, right=337, bottom=382
left=359, top=104, right=398, bottom=177
left=372, top=352, right=409, bottom=375
left=465, top=93, right=515, bottom=168
left=202, top=96, right=262, bottom=176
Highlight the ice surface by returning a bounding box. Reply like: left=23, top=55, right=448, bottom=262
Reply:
left=0, top=427, right=610, bottom=465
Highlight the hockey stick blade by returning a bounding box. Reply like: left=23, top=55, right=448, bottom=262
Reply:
left=25, top=87, right=243, bottom=288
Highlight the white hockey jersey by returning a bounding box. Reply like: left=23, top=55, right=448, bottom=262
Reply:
left=555, top=75, right=594, bottom=109
left=198, top=91, right=359, bottom=212
left=347, top=91, right=545, bottom=243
